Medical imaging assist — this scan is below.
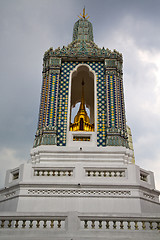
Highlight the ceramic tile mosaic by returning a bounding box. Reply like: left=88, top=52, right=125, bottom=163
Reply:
left=57, top=61, right=106, bottom=147
left=38, top=74, right=59, bottom=129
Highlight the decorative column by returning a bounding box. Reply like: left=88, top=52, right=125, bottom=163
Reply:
left=105, top=55, right=128, bottom=147
left=33, top=48, right=61, bottom=147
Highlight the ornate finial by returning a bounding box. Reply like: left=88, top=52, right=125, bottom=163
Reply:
left=78, top=7, right=90, bottom=19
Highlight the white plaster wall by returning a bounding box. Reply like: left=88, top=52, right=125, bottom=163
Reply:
left=0, top=158, right=159, bottom=213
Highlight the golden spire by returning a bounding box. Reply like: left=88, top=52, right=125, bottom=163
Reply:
left=78, top=7, right=90, bottom=20
left=80, top=79, right=85, bottom=110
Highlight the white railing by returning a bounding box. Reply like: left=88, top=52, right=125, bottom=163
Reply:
left=0, top=215, right=66, bottom=230
left=85, top=169, right=125, bottom=177
left=80, top=216, right=160, bottom=231
left=0, top=214, right=159, bottom=232
left=34, top=168, right=73, bottom=177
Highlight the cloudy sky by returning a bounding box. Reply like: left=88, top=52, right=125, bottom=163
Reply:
left=0, top=0, right=160, bottom=191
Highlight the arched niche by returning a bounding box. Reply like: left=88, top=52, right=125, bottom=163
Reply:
left=70, top=65, right=94, bottom=128
left=66, top=64, right=97, bottom=146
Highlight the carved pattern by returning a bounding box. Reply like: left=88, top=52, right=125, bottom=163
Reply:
left=28, top=189, right=131, bottom=197
left=43, top=42, right=122, bottom=68
left=4, top=191, right=16, bottom=199
left=143, top=193, right=155, bottom=200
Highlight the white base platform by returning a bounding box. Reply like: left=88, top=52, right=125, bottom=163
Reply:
left=0, top=145, right=159, bottom=239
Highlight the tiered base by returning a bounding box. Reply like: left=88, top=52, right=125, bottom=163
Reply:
left=0, top=146, right=159, bottom=239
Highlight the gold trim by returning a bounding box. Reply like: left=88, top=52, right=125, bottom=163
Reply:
left=78, top=7, right=90, bottom=20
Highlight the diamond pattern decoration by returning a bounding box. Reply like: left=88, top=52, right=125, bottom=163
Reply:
left=57, top=61, right=106, bottom=146
left=47, top=74, right=59, bottom=126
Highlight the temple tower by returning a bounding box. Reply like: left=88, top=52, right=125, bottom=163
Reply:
left=34, top=8, right=128, bottom=149
left=0, top=9, right=159, bottom=240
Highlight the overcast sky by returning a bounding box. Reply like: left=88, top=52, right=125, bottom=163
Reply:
left=0, top=0, right=160, bottom=191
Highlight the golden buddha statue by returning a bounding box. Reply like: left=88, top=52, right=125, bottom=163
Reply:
left=70, top=80, right=94, bottom=132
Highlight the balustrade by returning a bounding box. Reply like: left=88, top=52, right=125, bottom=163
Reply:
left=0, top=218, right=65, bottom=229
left=85, top=169, right=125, bottom=177
left=81, top=218, right=160, bottom=231
left=34, top=169, right=73, bottom=177
left=1, top=215, right=159, bottom=232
